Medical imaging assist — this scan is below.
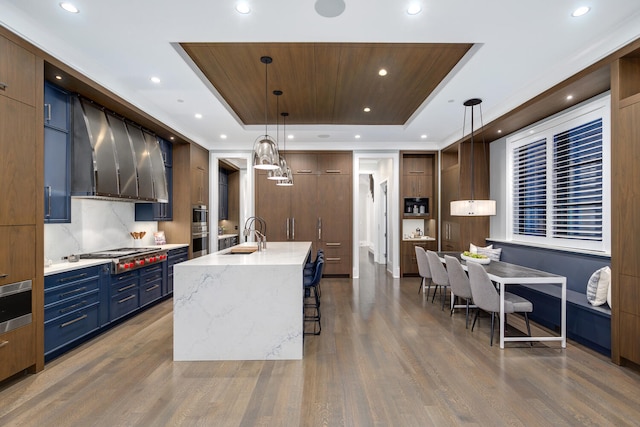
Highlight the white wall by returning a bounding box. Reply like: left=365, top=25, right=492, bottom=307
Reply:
left=489, top=137, right=508, bottom=240
left=44, top=199, right=157, bottom=264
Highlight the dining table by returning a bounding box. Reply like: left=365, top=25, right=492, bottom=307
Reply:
left=437, top=252, right=567, bottom=349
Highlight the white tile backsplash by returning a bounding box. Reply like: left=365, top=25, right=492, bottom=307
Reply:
left=45, top=198, right=157, bottom=264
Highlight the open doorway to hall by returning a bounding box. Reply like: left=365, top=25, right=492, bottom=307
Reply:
left=357, top=156, right=396, bottom=278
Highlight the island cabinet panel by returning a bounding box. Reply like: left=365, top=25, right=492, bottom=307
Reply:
left=255, top=151, right=353, bottom=276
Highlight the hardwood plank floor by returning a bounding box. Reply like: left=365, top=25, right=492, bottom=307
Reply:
left=2, top=249, right=640, bottom=426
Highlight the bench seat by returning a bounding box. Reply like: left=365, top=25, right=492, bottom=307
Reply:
left=487, top=240, right=611, bottom=356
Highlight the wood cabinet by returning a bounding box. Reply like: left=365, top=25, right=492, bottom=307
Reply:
left=191, top=144, right=209, bottom=206
left=0, top=31, right=43, bottom=379
left=612, top=53, right=640, bottom=367
left=401, top=240, right=437, bottom=276
left=439, top=143, right=489, bottom=252
left=256, top=151, right=352, bottom=276
left=401, top=155, right=433, bottom=198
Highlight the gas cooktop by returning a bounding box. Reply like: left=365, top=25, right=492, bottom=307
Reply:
left=79, top=247, right=168, bottom=274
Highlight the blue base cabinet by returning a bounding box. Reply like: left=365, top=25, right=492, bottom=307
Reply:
left=139, top=263, right=164, bottom=306
left=44, top=264, right=110, bottom=360
left=109, top=271, right=140, bottom=321
left=167, top=247, right=188, bottom=294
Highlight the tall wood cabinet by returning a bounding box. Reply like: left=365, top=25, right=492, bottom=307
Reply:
left=440, top=142, right=490, bottom=252
left=399, top=152, right=437, bottom=276
left=255, top=151, right=352, bottom=276
left=0, top=32, right=43, bottom=379
left=611, top=50, right=640, bottom=367
left=159, top=143, right=209, bottom=259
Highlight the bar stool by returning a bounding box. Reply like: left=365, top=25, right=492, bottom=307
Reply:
left=303, top=257, right=324, bottom=335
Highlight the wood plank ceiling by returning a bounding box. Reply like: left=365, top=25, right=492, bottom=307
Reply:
left=180, top=42, right=473, bottom=126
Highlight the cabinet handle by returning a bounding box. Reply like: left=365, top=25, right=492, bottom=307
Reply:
left=118, top=284, right=137, bottom=292
left=326, top=257, right=341, bottom=261
left=326, top=242, right=341, bottom=247
left=292, top=218, right=295, bottom=240
left=145, top=284, right=160, bottom=292
left=409, top=170, right=424, bottom=174
left=325, top=169, right=341, bottom=174
left=59, top=301, right=87, bottom=314
left=0, top=82, right=7, bottom=91
left=45, top=186, right=52, bottom=218
left=297, top=170, right=312, bottom=174
left=286, top=218, right=290, bottom=240
left=318, top=218, right=322, bottom=240
left=59, top=287, right=87, bottom=298
left=59, top=272, right=88, bottom=283
left=118, top=295, right=136, bottom=304
left=0, top=340, right=8, bottom=348
left=45, top=103, right=52, bottom=122
left=0, top=273, right=8, bottom=279
left=60, top=314, right=88, bottom=328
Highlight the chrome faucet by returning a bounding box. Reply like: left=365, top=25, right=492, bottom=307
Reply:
left=243, top=216, right=267, bottom=251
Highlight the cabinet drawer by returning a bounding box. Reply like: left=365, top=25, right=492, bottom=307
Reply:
left=44, top=304, right=100, bottom=355
left=140, top=263, right=163, bottom=276
left=140, top=279, right=163, bottom=307
left=0, top=323, right=35, bottom=380
left=45, top=269, right=102, bottom=305
left=45, top=289, right=100, bottom=322
left=110, top=289, right=139, bottom=320
left=323, top=255, right=351, bottom=276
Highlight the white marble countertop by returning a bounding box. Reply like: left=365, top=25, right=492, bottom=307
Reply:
left=44, top=243, right=189, bottom=276
left=403, top=236, right=436, bottom=242
left=180, top=241, right=311, bottom=267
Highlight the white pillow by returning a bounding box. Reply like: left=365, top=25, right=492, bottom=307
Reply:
left=607, top=273, right=612, bottom=308
left=470, top=243, right=493, bottom=254
left=477, top=247, right=502, bottom=261
left=586, top=266, right=610, bottom=306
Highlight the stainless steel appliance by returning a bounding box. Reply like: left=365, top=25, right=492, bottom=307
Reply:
left=0, top=280, right=32, bottom=334
left=192, top=205, right=209, bottom=258
left=79, top=248, right=168, bottom=274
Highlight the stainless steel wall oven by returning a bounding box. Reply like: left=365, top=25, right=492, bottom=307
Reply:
left=192, top=205, right=209, bottom=258
left=0, top=280, right=32, bottom=334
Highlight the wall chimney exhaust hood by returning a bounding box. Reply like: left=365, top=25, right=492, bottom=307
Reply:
left=71, top=96, right=168, bottom=203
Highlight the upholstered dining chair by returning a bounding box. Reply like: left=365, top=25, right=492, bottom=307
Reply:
left=467, top=261, right=533, bottom=346
left=415, top=246, right=432, bottom=296
left=426, top=250, right=450, bottom=311
left=444, top=255, right=474, bottom=328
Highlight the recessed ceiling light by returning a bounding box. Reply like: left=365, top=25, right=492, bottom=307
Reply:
left=150, top=76, right=161, bottom=84
left=497, top=130, right=502, bottom=134
left=195, top=113, right=203, bottom=119
left=407, top=3, right=422, bottom=15
left=378, top=69, right=388, bottom=76
left=529, top=130, right=535, bottom=134
left=421, top=134, right=427, bottom=139
left=170, top=136, right=175, bottom=140
left=60, top=2, right=79, bottom=13
left=566, top=95, right=574, bottom=100
left=572, top=6, right=590, bottom=17
left=355, top=135, right=361, bottom=139
left=287, top=134, right=294, bottom=140
left=220, top=134, right=227, bottom=139
left=363, top=107, right=371, bottom=112
left=55, top=75, right=63, bottom=80
left=235, top=2, right=251, bottom=14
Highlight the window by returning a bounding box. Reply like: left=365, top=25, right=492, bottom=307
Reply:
left=507, top=95, right=610, bottom=252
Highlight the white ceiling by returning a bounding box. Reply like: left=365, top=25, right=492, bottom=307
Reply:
left=2, top=0, right=640, bottom=151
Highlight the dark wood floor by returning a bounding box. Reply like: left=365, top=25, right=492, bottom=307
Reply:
left=2, top=249, right=640, bottom=426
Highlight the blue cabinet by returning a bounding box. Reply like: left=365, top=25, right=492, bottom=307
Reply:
left=135, top=138, right=173, bottom=221
left=44, top=263, right=110, bottom=360
left=139, top=263, right=164, bottom=306
left=167, top=247, right=188, bottom=294
left=219, top=168, right=228, bottom=220
left=44, top=82, right=71, bottom=223
left=109, top=271, right=140, bottom=321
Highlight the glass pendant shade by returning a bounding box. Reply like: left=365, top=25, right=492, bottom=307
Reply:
left=450, top=199, right=496, bottom=216
left=276, top=166, right=294, bottom=186
left=253, top=135, right=280, bottom=170
left=267, top=155, right=289, bottom=180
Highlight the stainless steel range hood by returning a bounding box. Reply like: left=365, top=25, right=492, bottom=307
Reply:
left=71, top=96, right=168, bottom=203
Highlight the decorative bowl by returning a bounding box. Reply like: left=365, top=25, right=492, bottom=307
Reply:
left=461, top=253, right=491, bottom=264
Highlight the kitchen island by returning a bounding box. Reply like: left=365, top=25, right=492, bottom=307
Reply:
left=173, top=241, right=311, bottom=361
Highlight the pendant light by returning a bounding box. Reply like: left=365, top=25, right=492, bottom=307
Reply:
left=450, top=98, right=496, bottom=216
left=277, top=112, right=294, bottom=186
left=253, top=56, right=279, bottom=170
left=268, top=90, right=288, bottom=180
